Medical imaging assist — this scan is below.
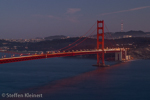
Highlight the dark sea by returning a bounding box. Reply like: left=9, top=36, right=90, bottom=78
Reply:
left=0, top=57, right=150, bottom=100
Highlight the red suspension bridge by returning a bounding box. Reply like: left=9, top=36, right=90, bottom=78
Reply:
left=0, top=20, right=129, bottom=66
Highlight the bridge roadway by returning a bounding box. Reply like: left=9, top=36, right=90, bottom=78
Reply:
left=0, top=48, right=125, bottom=64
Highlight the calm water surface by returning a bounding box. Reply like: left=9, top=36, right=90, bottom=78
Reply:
left=0, top=57, right=150, bottom=100
left=0, top=57, right=99, bottom=94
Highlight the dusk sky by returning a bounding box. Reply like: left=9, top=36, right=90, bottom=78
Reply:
left=0, top=0, right=150, bottom=39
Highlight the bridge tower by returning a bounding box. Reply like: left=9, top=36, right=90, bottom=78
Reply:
left=96, top=20, right=105, bottom=66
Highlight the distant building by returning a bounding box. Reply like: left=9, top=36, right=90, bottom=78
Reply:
left=123, top=35, right=132, bottom=38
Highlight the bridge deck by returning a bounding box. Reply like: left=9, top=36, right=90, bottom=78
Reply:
left=0, top=49, right=123, bottom=64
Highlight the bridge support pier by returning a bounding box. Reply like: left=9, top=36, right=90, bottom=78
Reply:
left=115, top=49, right=127, bottom=61
left=115, top=50, right=122, bottom=61
left=96, top=52, right=105, bottom=66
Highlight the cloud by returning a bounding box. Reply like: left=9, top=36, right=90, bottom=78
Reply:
left=65, top=8, right=82, bottom=23
left=32, top=14, right=61, bottom=20
left=100, top=6, right=150, bottom=16
left=66, top=8, right=81, bottom=14
left=130, top=6, right=150, bottom=11
left=32, top=8, right=82, bottom=23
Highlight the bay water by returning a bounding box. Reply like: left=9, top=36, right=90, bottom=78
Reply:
left=0, top=57, right=150, bottom=100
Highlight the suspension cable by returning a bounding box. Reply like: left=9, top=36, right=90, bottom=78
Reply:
left=64, top=28, right=97, bottom=51
left=56, top=22, right=96, bottom=51
left=105, top=24, right=117, bottom=47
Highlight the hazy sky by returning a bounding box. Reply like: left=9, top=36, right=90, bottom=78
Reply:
left=0, top=0, right=150, bottom=39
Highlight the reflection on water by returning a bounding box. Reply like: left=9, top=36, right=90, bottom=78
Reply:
left=1, top=57, right=150, bottom=100
left=28, top=60, right=150, bottom=100
left=0, top=57, right=99, bottom=94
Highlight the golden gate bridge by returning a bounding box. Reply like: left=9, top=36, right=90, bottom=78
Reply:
left=0, top=20, right=129, bottom=66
